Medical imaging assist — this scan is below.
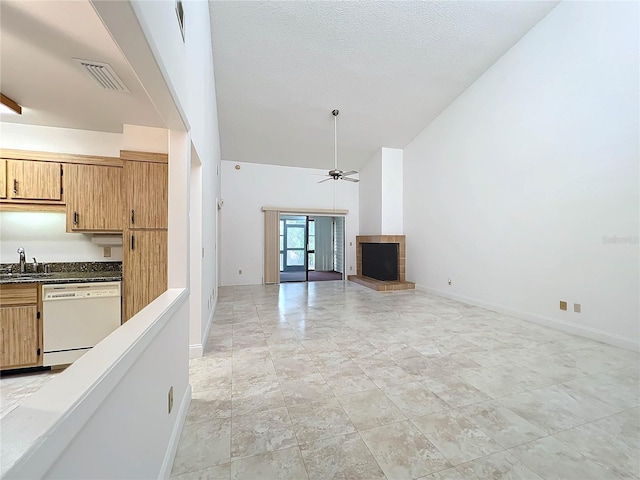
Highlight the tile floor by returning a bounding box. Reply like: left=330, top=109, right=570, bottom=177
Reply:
left=171, top=281, right=640, bottom=480
left=0, top=368, right=63, bottom=420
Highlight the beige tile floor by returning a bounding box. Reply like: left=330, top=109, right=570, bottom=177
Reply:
left=171, top=282, right=640, bottom=480
left=0, top=368, right=64, bottom=419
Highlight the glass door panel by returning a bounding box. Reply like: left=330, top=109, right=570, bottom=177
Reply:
left=282, top=216, right=306, bottom=272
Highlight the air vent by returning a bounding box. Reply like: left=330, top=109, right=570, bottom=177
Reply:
left=73, top=58, right=130, bottom=93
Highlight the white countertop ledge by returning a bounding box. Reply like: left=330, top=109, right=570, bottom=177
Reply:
left=0, top=287, right=189, bottom=478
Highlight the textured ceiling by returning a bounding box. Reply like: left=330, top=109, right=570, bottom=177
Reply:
left=0, top=0, right=164, bottom=133
left=210, top=1, right=559, bottom=171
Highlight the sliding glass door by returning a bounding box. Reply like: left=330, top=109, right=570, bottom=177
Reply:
left=279, top=214, right=344, bottom=283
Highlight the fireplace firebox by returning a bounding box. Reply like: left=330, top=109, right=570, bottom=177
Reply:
left=361, top=243, right=399, bottom=281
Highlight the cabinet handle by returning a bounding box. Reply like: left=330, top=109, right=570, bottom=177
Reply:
left=131, top=209, right=135, bottom=225
left=73, top=211, right=79, bottom=225
left=131, top=234, right=135, bottom=250
left=13, top=179, right=17, bottom=195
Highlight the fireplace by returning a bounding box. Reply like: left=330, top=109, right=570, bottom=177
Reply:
left=348, top=235, right=414, bottom=291
left=361, top=243, right=398, bottom=281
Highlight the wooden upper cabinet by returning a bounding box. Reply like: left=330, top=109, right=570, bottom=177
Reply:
left=65, top=164, right=123, bottom=232
left=8, top=160, right=61, bottom=200
left=125, top=161, right=168, bottom=229
left=123, top=229, right=168, bottom=321
left=0, top=159, right=6, bottom=199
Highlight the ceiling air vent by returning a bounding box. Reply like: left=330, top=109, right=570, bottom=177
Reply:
left=73, top=58, right=130, bottom=93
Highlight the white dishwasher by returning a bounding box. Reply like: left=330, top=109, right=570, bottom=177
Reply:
left=42, top=282, right=121, bottom=367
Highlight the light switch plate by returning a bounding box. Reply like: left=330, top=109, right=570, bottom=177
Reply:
left=103, top=246, right=111, bottom=258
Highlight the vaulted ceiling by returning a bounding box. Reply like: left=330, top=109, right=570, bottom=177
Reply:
left=1, top=0, right=559, bottom=170
left=210, top=1, right=559, bottom=171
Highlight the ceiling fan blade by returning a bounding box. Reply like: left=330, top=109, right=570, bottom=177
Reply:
left=342, top=176, right=359, bottom=182
left=318, top=177, right=333, bottom=183
left=342, top=170, right=358, bottom=176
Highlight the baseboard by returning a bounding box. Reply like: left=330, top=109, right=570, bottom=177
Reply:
left=188, top=300, right=217, bottom=359
left=201, top=301, right=216, bottom=347
left=159, top=383, right=192, bottom=479
left=416, top=284, right=639, bottom=352
left=189, top=344, right=203, bottom=358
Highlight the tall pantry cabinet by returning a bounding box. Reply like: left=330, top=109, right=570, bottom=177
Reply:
left=122, top=151, right=168, bottom=322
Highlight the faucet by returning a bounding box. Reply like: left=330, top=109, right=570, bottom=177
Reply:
left=32, top=257, right=39, bottom=273
left=17, top=247, right=26, bottom=274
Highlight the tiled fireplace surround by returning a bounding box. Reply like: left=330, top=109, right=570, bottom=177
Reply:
left=348, top=235, right=415, bottom=291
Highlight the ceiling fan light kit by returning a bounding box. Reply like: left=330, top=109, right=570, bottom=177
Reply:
left=319, top=109, right=359, bottom=183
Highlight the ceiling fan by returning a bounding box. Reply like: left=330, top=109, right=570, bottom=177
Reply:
left=319, top=109, right=359, bottom=183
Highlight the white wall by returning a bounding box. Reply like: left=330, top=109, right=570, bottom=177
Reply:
left=122, top=124, right=168, bottom=153
left=0, top=122, right=122, bottom=156
left=359, top=147, right=404, bottom=235
left=381, top=147, right=404, bottom=235
left=404, top=1, right=639, bottom=349
left=127, top=0, right=222, bottom=353
left=0, top=212, right=122, bottom=263
left=221, top=161, right=359, bottom=285
left=1, top=290, right=190, bottom=479
left=0, top=122, right=168, bottom=156
left=359, top=149, right=382, bottom=235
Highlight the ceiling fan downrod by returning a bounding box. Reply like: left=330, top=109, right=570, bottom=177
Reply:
left=333, top=109, right=339, bottom=172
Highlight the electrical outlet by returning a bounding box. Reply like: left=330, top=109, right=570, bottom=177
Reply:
left=560, top=301, right=567, bottom=311
left=103, top=246, right=111, bottom=258
left=239, top=269, right=242, bottom=274
left=350, top=266, right=353, bottom=271
left=574, top=303, right=581, bottom=313
left=168, top=386, right=174, bottom=414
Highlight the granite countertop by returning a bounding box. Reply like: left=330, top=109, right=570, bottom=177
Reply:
left=0, top=271, right=122, bottom=285
left=0, top=262, right=122, bottom=285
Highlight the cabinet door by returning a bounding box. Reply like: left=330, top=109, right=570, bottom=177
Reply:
left=8, top=160, right=61, bottom=200
left=65, top=164, right=123, bottom=232
left=0, top=159, right=6, bottom=199
left=125, top=161, right=168, bottom=229
left=0, top=306, right=40, bottom=369
left=123, top=229, right=167, bottom=321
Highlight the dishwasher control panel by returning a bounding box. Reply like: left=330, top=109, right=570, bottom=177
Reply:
left=42, top=282, right=121, bottom=301
left=44, top=289, right=120, bottom=300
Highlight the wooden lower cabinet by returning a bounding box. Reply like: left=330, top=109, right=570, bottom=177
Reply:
left=123, top=229, right=167, bottom=322
left=0, top=284, right=41, bottom=370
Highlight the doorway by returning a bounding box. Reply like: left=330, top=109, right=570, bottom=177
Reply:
left=279, top=215, right=344, bottom=283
